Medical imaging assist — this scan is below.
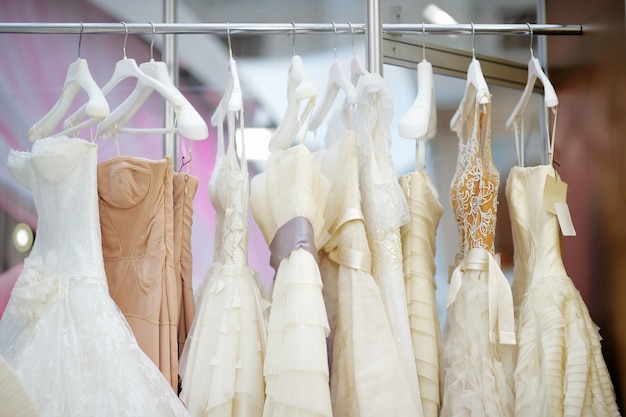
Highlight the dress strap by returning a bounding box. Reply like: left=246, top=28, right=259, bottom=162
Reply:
left=446, top=248, right=516, bottom=345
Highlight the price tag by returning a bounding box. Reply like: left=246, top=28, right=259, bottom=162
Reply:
left=543, top=173, right=568, bottom=215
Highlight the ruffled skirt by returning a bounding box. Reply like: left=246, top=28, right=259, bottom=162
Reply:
left=514, top=273, right=620, bottom=417
left=263, top=248, right=332, bottom=417
left=179, top=262, right=269, bottom=417
left=440, top=268, right=515, bottom=417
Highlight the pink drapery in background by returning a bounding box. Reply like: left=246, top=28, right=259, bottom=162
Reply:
left=0, top=0, right=274, bottom=290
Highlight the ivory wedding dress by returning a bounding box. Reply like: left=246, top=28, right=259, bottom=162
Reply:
left=314, top=127, right=423, bottom=417
left=399, top=167, right=443, bottom=417
left=0, top=136, right=189, bottom=417
left=354, top=72, right=423, bottom=414
left=440, top=89, right=516, bottom=417
left=178, top=113, right=268, bottom=417
left=251, top=143, right=333, bottom=417
left=507, top=125, right=620, bottom=416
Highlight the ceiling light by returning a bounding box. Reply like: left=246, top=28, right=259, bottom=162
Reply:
left=13, top=222, right=34, bottom=253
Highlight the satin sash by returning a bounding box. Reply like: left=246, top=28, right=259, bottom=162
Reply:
left=446, top=247, right=516, bottom=345
left=269, top=216, right=319, bottom=272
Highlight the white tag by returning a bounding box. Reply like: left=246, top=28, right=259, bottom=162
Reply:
left=543, top=173, right=568, bottom=215
left=555, top=201, right=576, bottom=236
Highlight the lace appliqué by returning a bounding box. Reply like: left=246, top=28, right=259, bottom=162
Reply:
left=450, top=103, right=499, bottom=255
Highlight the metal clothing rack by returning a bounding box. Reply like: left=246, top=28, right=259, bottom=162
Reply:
left=0, top=22, right=583, bottom=36
left=0, top=20, right=583, bottom=158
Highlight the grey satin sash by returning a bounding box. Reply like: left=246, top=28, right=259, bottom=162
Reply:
left=269, top=216, right=319, bottom=272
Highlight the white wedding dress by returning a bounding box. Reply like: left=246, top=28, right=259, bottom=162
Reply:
left=0, top=136, right=189, bottom=417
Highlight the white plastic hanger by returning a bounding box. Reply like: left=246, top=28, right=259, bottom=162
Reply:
left=95, top=23, right=208, bottom=141
left=308, top=23, right=358, bottom=131
left=268, top=24, right=318, bottom=152
left=211, top=25, right=243, bottom=128
left=349, top=22, right=368, bottom=86
left=505, top=23, right=558, bottom=131
left=450, top=23, right=491, bottom=132
left=63, top=22, right=188, bottom=136
left=210, top=25, right=244, bottom=175
left=399, top=25, right=437, bottom=141
left=27, top=23, right=109, bottom=142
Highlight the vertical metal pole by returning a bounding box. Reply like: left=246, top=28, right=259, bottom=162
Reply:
left=163, top=0, right=178, bottom=165
left=367, top=0, right=383, bottom=75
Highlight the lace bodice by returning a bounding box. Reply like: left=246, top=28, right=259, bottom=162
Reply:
left=450, top=91, right=499, bottom=255
left=211, top=132, right=250, bottom=265
left=7, top=137, right=106, bottom=279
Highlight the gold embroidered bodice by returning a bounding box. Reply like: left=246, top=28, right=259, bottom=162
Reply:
left=450, top=91, right=499, bottom=255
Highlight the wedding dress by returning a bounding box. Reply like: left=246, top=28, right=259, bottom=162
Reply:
left=250, top=142, right=333, bottom=417
left=399, top=165, right=443, bottom=417
left=98, top=155, right=180, bottom=390
left=0, top=136, right=189, bottom=417
left=440, top=88, right=516, bottom=417
left=178, top=112, right=268, bottom=417
left=507, top=120, right=620, bottom=416
left=314, top=125, right=423, bottom=417
left=354, top=72, right=423, bottom=414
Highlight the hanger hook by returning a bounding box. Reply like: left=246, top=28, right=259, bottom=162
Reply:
left=149, top=21, right=156, bottom=61
left=291, top=21, right=297, bottom=55
left=78, top=21, right=84, bottom=58
left=527, top=23, right=534, bottom=58
left=348, top=21, right=355, bottom=55
left=422, top=22, right=426, bottom=61
left=227, top=22, right=233, bottom=59
left=332, top=22, right=338, bottom=59
left=471, top=22, right=476, bottom=60
left=121, top=21, right=128, bottom=59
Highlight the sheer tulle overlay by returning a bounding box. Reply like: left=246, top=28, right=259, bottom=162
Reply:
left=0, top=137, right=189, bottom=417
left=507, top=165, right=620, bottom=417
left=400, top=170, right=443, bottom=417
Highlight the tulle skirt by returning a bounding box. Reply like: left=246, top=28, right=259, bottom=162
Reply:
left=178, top=262, right=269, bottom=417
left=0, top=264, right=189, bottom=417
left=263, top=248, right=332, bottom=417
left=440, top=268, right=515, bottom=417
left=514, top=273, right=620, bottom=417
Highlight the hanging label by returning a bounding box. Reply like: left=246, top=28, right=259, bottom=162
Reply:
left=543, top=173, right=568, bottom=215
left=555, top=202, right=577, bottom=236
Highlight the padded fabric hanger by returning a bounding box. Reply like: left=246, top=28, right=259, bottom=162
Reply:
left=27, top=23, right=109, bottom=142
left=268, top=24, right=317, bottom=152
left=450, top=23, right=491, bottom=133
left=95, top=23, right=208, bottom=141
left=399, top=25, right=437, bottom=141
left=308, top=23, right=358, bottom=131
left=505, top=23, right=558, bottom=131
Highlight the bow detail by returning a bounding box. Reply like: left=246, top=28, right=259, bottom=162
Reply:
left=446, top=248, right=516, bottom=345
